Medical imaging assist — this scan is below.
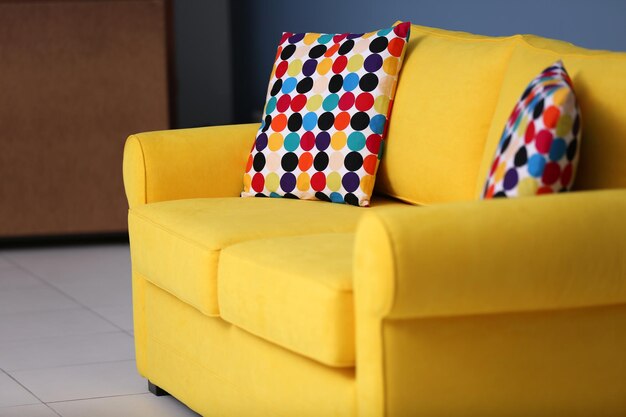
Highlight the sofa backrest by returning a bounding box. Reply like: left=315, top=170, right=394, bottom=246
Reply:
left=376, top=24, right=626, bottom=205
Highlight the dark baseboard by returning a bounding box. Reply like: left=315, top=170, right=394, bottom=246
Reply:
left=0, top=231, right=129, bottom=249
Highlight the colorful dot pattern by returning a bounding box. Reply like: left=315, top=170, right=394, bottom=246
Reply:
left=483, top=61, right=581, bottom=198
left=242, top=22, right=411, bottom=206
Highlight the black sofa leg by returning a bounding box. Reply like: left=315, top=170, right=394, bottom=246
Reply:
left=148, top=381, right=170, bottom=397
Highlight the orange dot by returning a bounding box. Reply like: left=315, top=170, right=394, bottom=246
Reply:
left=275, top=46, right=282, bottom=62
left=363, top=155, right=378, bottom=175
left=271, top=114, right=287, bottom=131
left=543, top=106, right=560, bottom=129
left=334, top=112, right=351, bottom=130
left=324, top=43, right=340, bottom=57
left=485, top=184, right=495, bottom=198
left=299, top=152, right=313, bottom=171
left=245, top=154, right=253, bottom=172
left=387, top=38, right=405, bottom=57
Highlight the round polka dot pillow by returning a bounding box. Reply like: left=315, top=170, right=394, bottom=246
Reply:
left=242, top=22, right=411, bottom=206
left=483, top=61, right=581, bottom=198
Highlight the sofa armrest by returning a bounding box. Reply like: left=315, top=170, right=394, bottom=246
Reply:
left=355, top=189, right=626, bottom=320
left=122, top=123, right=258, bottom=208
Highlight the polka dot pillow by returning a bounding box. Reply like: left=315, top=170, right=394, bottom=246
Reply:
left=242, top=22, right=411, bottom=206
left=483, top=61, right=581, bottom=198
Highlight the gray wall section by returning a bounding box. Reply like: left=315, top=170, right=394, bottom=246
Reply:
left=174, top=0, right=626, bottom=127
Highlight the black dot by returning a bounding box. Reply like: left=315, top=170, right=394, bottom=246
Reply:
left=493, top=191, right=508, bottom=198
left=573, top=114, right=580, bottom=137
left=255, top=193, right=267, bottom=197
left=329, top=74, right=343, bottom=93
left=281, top=45, right=296, bottom=60
left=315, top=192, right=331, bottom=202
left=369, top=37, right=388, bottom=53
left=514, top=147, right=527, bottom=167
left=520, top=85, right=533, bottom=100
left=288, top=113, right=302, bottom=132
left=270, top=79, right=282, bottom=96
left=533, top=99, right=544, bottom=119
left=284, top=193, right=298, bottom=199
left=567, top=138, right=578, bottom=161
left=309, top=44, right=326, bottom=59
left=359, top=73, right=378, bottom=92
left=350, top=112, right=370, bottom=131
left=344, top=152, right=363, bottom=171
left=253, top=153, right=265, bottom=172
left=281, top=152, right=298, bottom=172
left=262, top=115, right=271, bottom=132
left=344, top=193, right=359, bottom=206
left=500, top=134, right=512, bottom=153
left=338, top=39, right=354, bottom=55
left=297, top=77, right=313, bottom=94
left=318, top=112, right=335, bottom=131
left=314, top=152, right=329, bottom=170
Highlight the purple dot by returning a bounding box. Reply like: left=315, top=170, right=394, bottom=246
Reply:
left=342, top=172, right=360, bottom=192
left=255, top=133, right=268, bottom=151
left=364, top=54, right=383, bottom=72
left=347, top=33, right=364, bottom=39
left=288, top=33, right=305, bottom=43
left=503, top=168, right=519, bottom=191
left=316, top=132, right=331, bottom=151
left=280, top=173, right=296, bottom=192
left=302, top=59, right=318, bottom=76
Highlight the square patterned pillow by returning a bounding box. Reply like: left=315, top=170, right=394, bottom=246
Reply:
left=483, top=61, right=581, bottom=198
left=242, top=22, right=411, bottom=206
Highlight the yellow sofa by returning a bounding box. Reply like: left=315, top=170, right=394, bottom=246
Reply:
left=123, top=24, right=626, bottom=416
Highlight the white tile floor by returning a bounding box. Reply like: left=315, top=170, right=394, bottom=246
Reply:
left=0, top=244, right=199, bottom=417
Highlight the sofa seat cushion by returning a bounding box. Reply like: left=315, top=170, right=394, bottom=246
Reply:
left=218, top=233, right=355, bottom=367
left=128, top=196, right=401, bottom=316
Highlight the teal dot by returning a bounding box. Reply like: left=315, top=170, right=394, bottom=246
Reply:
left=282, top=77, right=297, bottom=94
left=322, top=94, right=339, bottom=111
left=284, top=133, right=300, bottom=152
left=270, top=192, right=281, bottom=198
left=378, top=140, right=385, bottom=159
left=330, top=192, right=344, bottom=203
left=303, top=112, right=318, bottom=131
left=343, top=73, right=359, bottom=91
left=348, top=132, right=366, bottom=151
left=549, top=138, right=567, bottom=161
left=318, top=34, right=333, bottom=44
left=265, top=97, right=277, bottom=115
left=528, top=154, right=546, bottom=177
left=370, top=114, right=386, bottom=134
left=377, top=28, right=392, bottom=36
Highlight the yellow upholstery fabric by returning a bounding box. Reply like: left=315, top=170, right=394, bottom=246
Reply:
left=476, top=36, right=626, bottom=196
left=375, top=24, right=517, bottom=205
left=129, top=196, right=400, bottom=316
left=123, top=123, right=259, bottom=208
left=219, top=233, right=355, bottom=367
left=133, top=272, right=356, bottom=417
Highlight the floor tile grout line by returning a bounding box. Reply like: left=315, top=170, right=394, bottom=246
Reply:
left=2, top=254, right=133, bottom=335
left=45, top=391, right=149, bottom=405
left=0, top=367, right=55, bottom=413
left=7, top=358, right=138, bottom=374
left=0, top=328, right=126, bottom=346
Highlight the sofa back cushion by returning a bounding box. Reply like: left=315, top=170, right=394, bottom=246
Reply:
left=476, top=36, right=626, bottom=196
left=374, top=24, right=516, bottom=205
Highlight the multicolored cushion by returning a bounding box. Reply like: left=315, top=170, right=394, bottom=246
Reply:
left=482, top=61, right=581, bottom=198
left=242, top=22, right=411, bottom=206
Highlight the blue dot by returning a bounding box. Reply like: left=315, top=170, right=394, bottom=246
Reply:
left=303, top=112, right=318, bottom=131
left=528, top=154, right=546, bottom=177
left=370, top=114, right=386, bottom=134
left=549, top=138, right=567, bottom=161
left=343, top=73, right=360, bottom=91
left=323, top=94, right=339, bottom=111
left=330, top=192, right=344, bottom=203
left=347, top=132, right=366, bottom=151
left=284, top=133, right=300, bottom=151
left=282, top=77, right=297, bottom=94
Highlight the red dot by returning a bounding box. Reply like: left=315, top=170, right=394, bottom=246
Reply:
left=537, top=186, right=553, bottom=195
left=393, top=22, right=410, bottom=38
left=489, top=156, right=500, bottom=176
left=251, top=173, right=265, bottom=192
left=332, top=56, right=348, bottom=73
left=561, top=163, right=573, bottom=187
left=525, top=121, right=535, bottom=144
left=542, top=162, right=561, bottom=185
left=356, top=93, right=374, bottom=111
left=290, top=94, right=307, bottom=112
left=311, top=172, right=326, bottom=191
left=276, top=94, right=291, bottom=112
left=535, top=129, right=553, bottom=154
left=508, top=105, right=520, bottom=127
left=366, top=134, right=382, bottom=154
left=275, top=61, right=288, bottom=78
left=333, top=33, right=348, bottom=43
left=279, top=32, right=292, bottom=45
left=338, top=92, right=355, bottom=111
left=301, top=132, right=315, bottom=151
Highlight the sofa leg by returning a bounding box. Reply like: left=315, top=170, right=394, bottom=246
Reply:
left=148, top=381, right=170, bottom=397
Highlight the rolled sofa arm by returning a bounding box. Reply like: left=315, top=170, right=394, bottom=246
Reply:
left=355, top=189, right=626, bottom=320
left=122, top=123, right=259, bottom=208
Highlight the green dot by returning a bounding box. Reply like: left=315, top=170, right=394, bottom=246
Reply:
left=348, top=132, right=366, bottom=151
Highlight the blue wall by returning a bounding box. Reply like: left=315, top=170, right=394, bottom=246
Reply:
left=228, top=0, right=626, bottom=123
